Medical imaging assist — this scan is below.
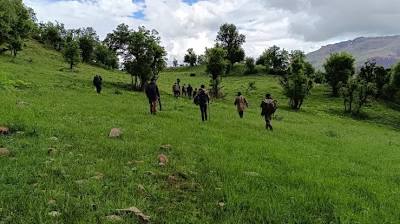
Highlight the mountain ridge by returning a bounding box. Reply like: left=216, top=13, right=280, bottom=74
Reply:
left=306, top=35, right=400, bottom=70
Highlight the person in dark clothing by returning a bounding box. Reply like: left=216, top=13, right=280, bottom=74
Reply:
left=187, top=84, right=193, bottom=99
left=192, top=88, right=198, bottom=99
left=145, top=78, right=160, bottom=115
left=195, top=85, right=210, bottom=121
left=260, top=94, right=277, bottom=130
left=182, top=84, right=187, bottom=97
left=93, top=75, right=103, bottom=94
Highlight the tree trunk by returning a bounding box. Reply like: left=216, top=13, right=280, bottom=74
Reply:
left=70, top=62, right=73, bottom=70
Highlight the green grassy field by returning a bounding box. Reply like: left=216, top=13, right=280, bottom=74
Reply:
left=1, top=41, right=400, bottom=224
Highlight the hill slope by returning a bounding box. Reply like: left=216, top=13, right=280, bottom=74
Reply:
left=307, top=35, right=400, bottom=69
left=1, top=41, right=400, bottom=223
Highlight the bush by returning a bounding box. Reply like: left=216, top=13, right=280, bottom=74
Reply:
left=190, top=73, right=196, bottom=77
left=244, top=57, right=257, bottom=74
left=340, top=77, right=376, bottom=115
left=324, top=52, right=355, bottom=96
left=280, top=54, right=313, bottom=110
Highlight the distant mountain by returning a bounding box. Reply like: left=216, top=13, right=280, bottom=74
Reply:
left=306, top=35, right=400, bottom=70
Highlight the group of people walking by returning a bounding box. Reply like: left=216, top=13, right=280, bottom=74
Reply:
left=172, top=81, right=197, bottom=99
left=93, top=75, right=277, bottom=130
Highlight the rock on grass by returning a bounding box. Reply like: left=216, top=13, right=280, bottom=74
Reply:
left=0, top=148, right=10, bottom=157
left=109, top=128, right=122, bottom=138
left=0, top=127, right=9, bottom=135
left=116, top=207, right=150, bottom=224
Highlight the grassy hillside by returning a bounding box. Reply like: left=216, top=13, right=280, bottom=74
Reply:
left=1, top=41, right=400, bottom=223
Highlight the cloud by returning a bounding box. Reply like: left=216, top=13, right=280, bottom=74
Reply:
left=24, top=0, right=400, bottom=63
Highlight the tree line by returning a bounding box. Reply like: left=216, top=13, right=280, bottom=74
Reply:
left=1, top=0, right=399, bottom=114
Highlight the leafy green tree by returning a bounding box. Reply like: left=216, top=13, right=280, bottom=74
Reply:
left=77, top=27, right=99, bottom=63
left=121, top=26, right=166, bottom=90
left=244, top=57, right=256, bottom=74
left=94, top=44, right=118, bottom=69
left=0, top=0, right=33, bottom=57
left=197, top=54, right=206, bottom=65
left=184, top=48, right=197, bottom=67
left=280, top=53, right=313, bottom=110
left=324, top=52, right=355, bottom=96
left=258, top=45, right=289, bottom=75
left=63, top=35, right=81, bottom=70
left=340, top=77, right=376, bottom=115
left=216, top=23, right=246, bottom=71
left=104, top=23, right=130, bottom=53
left=206, top=47, right=227, bottom=98
left=358, top=60, right=390, bottom=98
left=38, top=22, right=66, bottom=50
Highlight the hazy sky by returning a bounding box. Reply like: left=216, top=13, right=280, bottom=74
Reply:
left=24, top=0, right=400, bottom=62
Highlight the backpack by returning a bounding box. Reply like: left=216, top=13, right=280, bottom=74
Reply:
left=194, top=95, right=200, bottom=105
left=261, top=99, right=276, bottom=116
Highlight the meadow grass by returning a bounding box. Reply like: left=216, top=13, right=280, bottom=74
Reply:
left=1, top=41, right=400, bottom=223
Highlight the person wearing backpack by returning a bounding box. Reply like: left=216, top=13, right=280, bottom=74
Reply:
left=260, top=94, right=277, bottom=130
left=145, top=78, right=160, bottom=115
left=93, top=75, right=103, bottom=94
left=194, top=85, right=210, bottom=121
left=234, top=92, right=248, bottom=118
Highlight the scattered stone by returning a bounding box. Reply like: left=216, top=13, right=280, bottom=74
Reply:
left=137, top=184, right=145, bottom=193
left=244, top=171, right=260, bottom=177
left=91, top=172, right=104, bottom=180
left=16, top=131, right=25, bottom=135
left=160, top=144, right=172, bottom=150
left=144, top=171, right=156, bottom=176
left=0, top=148, right=10, bottom=157
left=75, top=179, right=87, bottom=185
left=116, top=207, right=150, bottom=224
left=0, top=127, right=9, bottom=135
left=218, top=202, right=225, bottom=208
left=158, top=154, right=168, bottom=166
left=109, top=128, right=122, bottom=138
left=49, top=137, right=58, bottom=141
left=48, top=199, right=57, bottom=205
left=167, top=175, right=178, bottom=184
left=48, top=211, right=61, bottom=217
left=127, top=160, right=144, bottom=165
left=47, top=148, right=57, bottom=156
left=106, top=215, right=123, bottom=222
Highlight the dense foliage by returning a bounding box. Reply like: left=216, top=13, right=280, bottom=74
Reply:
left=324, top=52, right=355, bottom=97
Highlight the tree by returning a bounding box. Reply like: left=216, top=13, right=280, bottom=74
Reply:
left=77, top=27, right=99, bottom=63
left=184, top=48, right=197, bottom=66
left=258, top=46, right=289, bottom=75
left=280, top=53, right=313, bottom=110
left=173, top=58, right=178, bottom=67
left=206, top=47, right=227, bottom=98
left=104, top=23, right=130, bottom=53
left=38, top=22, right=66, bottom=50
left=121, top=26, right=166, bottom=90
left=244, top=57, right=256, bottom=74
left=0, top=0, right=33, bottom=57
left=94, top=44, right=118, bottom=69
left=216, top=23, right=246, bottom=71
left=197, top=54, right=206, bottom=65
left=324, top=52, right=355, bottom=96
left=340, top=77, right=376, bottom=115
left=63, top=35, right=81, bottom=70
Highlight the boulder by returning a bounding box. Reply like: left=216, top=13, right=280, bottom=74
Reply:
left=109, top=128, right=122, bottom=138
left=0, top=127, right=9, bottom=135
left=158, top=154, right=168, bottom=166
left=0, top=148, right=10, bottom=157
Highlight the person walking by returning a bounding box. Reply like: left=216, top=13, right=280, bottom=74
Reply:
left=194, top=85, right=210, bottom=122
left=93, top=75, right=103, bottom=94
left=182, top=84, right=187, bottom=97
left=260, top=94, right=277, bottom=130
left=145, top=78, right=160, bottom=115
left=187, top=84, right=193, bottom=99
left=234, top=92, right=248, bottom=118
